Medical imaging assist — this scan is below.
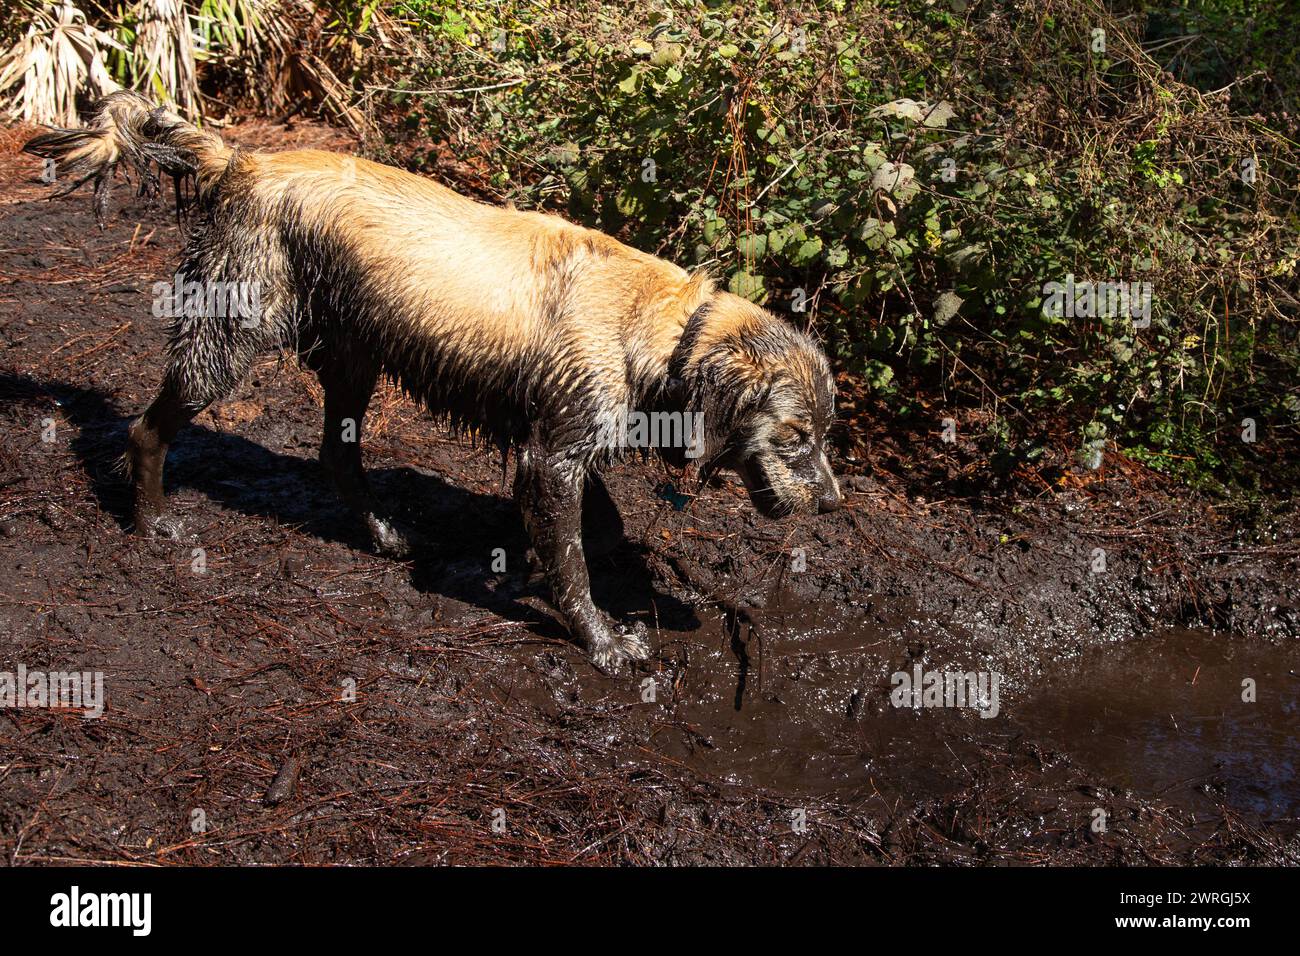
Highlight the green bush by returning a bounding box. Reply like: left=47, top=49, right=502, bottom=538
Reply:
left=379, top=0, right=1299, bottom=492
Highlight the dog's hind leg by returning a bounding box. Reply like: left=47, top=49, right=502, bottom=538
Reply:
left=128, top=260, right=269, bottom=535
left=515, top=443, right=649, bottom=674
left=126, top=375, right=208, bottom=536
left=308, top=353, right=411, bottom=558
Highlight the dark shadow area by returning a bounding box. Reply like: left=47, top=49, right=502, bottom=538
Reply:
left=0, top=370, right=701, bottom=644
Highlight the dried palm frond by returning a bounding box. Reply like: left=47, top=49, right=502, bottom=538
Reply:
left=0, top=1, right=123, bottom=126
left=250, top=0, right=368, bottom=133
left=2, top=0, right=398, bottom=136
left=131, top=0, right=200, bottom=116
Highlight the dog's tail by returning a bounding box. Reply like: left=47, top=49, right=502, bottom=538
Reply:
left=22, top=90, right=234, bottom=227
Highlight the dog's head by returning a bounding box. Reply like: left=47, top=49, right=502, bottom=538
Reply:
left=673, top=293, right=842, bottom=517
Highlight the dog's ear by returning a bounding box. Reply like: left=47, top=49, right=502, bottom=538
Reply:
left=689, top=365, right=771, bottom=471
left=664, top=374, right=689, bottom=410
left=665, top=299, right=781, bottom=468
left=656, top=364, right=763, bottom=470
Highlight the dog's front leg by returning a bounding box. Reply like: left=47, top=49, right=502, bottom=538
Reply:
left=515, top=445, right=649, bottom=674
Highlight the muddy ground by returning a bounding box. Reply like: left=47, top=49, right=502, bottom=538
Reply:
left=0, top=120, right=1297, bottom=865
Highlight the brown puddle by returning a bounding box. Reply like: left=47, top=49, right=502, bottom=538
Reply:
left=1014, top=630, right=1299, bottom=820
left=648, top=596, right=1300, bottom=823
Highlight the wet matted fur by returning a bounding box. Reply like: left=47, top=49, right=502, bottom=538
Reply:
left=24, top=91, right=842, bottom=673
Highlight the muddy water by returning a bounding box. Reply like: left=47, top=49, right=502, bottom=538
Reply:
left=652, top=596, right=1299, bottom=821
left=1017, top=630, right=1299, bottom=820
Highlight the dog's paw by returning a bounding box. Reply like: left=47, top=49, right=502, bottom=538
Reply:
left=366, top=514, right=414, bottom=559
left=588, top=621, right=651, bottom=675
left=616, top=621, right=651, bottom=661
left=132, top=511, right=184, bottom=540
left=588, top=639, right=626, bottom=676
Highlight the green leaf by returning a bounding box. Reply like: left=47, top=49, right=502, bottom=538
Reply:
left=616, top=69, right=641, bottom=94
left=792, top=237, right=823, bottom=265
left=735, top=233, right=768, bottom=259
left=932, top=291, right=964, bottom=326
left=729, top=270, right=766, bottom=301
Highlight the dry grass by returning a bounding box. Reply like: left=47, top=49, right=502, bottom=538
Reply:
left=0, top=1, right=123, bottom=126
left=0, top=1, right=375, bottom=130
left=132, top=0, right=200, bottom=116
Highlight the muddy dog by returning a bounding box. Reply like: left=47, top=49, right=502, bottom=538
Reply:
left=25, top=91, right=842, bottom=673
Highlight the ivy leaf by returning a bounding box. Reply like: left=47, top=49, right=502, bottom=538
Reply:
left=792, top=237, right=824, bottom=265
left=650, top=42, right=684, bottom=66
left=869, top=98, right=956, bottom=127
left=863, top=360, right=894, bottom=390
left=735, top=233, right=768, bottom=259
left=616, top=68, right=641, bottom=94
left=858, top=217, right=896, bottom=250
left=933, top=291, right=964, bottom=326
left=729, top=270, right=766, bottom=301
left=871, top=161, right=915, bottom=195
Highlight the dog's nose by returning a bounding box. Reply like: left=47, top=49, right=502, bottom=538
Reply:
left=817, top=488, right=842, bottom=513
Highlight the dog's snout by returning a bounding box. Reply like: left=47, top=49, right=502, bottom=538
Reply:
left=814, top=452, right=842, bottom=513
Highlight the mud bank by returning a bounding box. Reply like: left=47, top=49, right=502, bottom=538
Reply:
left=0, top=123, right=1296, bottom=865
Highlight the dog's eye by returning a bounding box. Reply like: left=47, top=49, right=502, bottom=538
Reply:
left=774, top=428, right=809, bottom=451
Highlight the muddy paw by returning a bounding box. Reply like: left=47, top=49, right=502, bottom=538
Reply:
left=588, top=639, right=627, bottom=676
left=615, top=621, right=651, bottom=661
left=367, top=514, right=414, bottom=559
left=132, top=511, right=184, bottom=540
left=588, top=622, right=651, bottom=675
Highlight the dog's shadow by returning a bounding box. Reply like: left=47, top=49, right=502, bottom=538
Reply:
left=3, top=372, right=700, bottom=649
